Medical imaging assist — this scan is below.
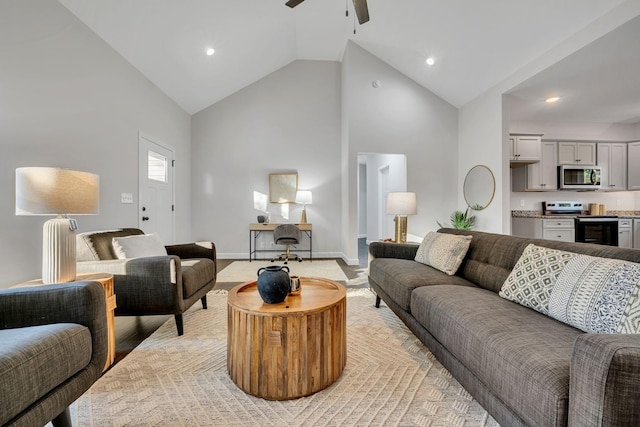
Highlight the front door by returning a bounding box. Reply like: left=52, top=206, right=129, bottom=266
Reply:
left=138, top=133, right=174, bottom=243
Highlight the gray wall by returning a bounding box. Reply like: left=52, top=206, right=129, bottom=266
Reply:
left=0, top=1, right=191, bottom=287
left=190, top=60, right=343, bottom=259
left=192, top=46, right=458, bottom=264
left=342, top=42, right=459, bottom=263
left=363, top=153, right=407, bottom=243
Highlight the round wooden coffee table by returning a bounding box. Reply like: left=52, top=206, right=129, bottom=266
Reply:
left=227, top=277, right=346, bottom=400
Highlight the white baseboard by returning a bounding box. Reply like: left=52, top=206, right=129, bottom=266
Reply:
left=217, top=252, right=348, bottom=261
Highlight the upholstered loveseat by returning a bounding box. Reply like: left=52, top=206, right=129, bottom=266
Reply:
left=369, top=228, right=640, bottom=426
left=0, top=281, right=107, bottom=427
left=75, top=228, right=217, bottom=335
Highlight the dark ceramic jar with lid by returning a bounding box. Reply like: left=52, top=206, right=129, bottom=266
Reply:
left=256, top=265, right=291, bottom=303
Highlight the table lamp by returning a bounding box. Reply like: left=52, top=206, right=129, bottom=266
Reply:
left=295, top=190, right=312, bottom=224
left=386, top=192, right=416, bottom=243
left=16, top=167, right=100, bottom=284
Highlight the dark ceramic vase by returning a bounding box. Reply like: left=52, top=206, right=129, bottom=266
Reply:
left=256, top=265, right=291, bottom=304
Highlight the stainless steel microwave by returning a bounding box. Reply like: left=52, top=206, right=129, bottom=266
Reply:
left=558, top=165, right=601, bottom=190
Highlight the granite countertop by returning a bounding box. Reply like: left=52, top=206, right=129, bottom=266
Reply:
left=512, top=210, right=640, bottom=219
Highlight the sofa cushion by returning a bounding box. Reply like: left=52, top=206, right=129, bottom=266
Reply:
left=411, top=285, right=582, bottom=427
left=181, top=259, right=216, bottom=299
left=369, top=258, right=476, bottom=312
left=549, top=254, right=640, bottom=334
left=77, top=228, right=144, bottom=261
left=112, top=233, right=168, bottom=259
left=414, top=232, right=472, bottom=275
left=0, top=323, right=92, bottom=424
left=499, top=244, right=576, bottom=315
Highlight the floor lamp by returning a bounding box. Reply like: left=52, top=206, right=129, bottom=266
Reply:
left=386, top=192, right=417, bottom=243
left=16, top=167, right=100, bottom=284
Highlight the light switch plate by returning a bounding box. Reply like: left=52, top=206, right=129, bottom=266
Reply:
left=121, top=193, right=134, bottom=204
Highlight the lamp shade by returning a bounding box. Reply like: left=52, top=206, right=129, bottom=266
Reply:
left=295, top=190, right=312, bottom=205
left=16, top=167, right=99, bottom=215
left=386, top=192, right=417, bottom=215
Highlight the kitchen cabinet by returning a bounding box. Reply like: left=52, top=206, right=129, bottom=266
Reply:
left=634, top=219, right=640, bottom=250
left=618, top=219, right=633, bottom=248
left=597, top=143, right=627, bottom=191
left=558, top=142, right=596, bottom=165
left=511, top=141, right=557, bottom=191
left=512, top=217, right=575, bottom=242
left=628, top=141, right=640, bottom=190
left=510, top=134, right=541, bottom=163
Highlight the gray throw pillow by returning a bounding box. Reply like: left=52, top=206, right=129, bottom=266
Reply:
left=414, top=232, right=472, bottom=275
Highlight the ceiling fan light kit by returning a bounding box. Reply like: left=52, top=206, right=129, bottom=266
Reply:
left=286, top=0, right=370, bottom=25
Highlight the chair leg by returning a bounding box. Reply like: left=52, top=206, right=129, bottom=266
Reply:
left=201, top=295, right=208, bottom=310
left=52, top=407, right=72, bottom=427
left=175, top=314, right=184, bottom=336
left=375, top=295, right=381, bottom=308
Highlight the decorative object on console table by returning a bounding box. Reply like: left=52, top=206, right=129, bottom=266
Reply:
left=15, top=167, right=99, bottom=284
left=295, top=190, right=312, bottom=224
left=386, top=192, right=417, bottom=243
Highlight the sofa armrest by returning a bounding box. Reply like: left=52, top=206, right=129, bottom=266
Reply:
left=369, top=241, right=419, bottom=260
left=569, top=333, right=640, bottom=426
left=0, top=282, right=108, bottom=371
left=166, top=241, right=216, bottom=262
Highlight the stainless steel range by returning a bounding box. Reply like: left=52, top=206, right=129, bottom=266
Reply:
left=543, top=201, right=618, bottom=246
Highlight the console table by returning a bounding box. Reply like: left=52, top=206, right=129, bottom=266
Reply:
left=249, top=223, right=312, bottom=261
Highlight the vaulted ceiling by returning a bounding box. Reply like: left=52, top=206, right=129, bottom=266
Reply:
left=59, top=0, right=634, bottom=123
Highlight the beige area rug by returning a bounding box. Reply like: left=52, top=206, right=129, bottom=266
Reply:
left=70, top=289, right=498, bottom=426
left=217, top=260, right=348, bottom=283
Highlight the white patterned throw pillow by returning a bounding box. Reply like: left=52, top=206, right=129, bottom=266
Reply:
left=112, top=233, right=167, bottom=259
left=414, top=232, right=472, bottom=276
left=548, top=255, right=640, bottom=334
left=499, top=244, right=576, bottom=315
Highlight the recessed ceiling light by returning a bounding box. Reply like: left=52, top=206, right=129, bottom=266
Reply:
left=206, top=48, right=215, bottom=56
left=545, top=96, right=560, bottom=103
left=425, top=57, right=435, bottom=66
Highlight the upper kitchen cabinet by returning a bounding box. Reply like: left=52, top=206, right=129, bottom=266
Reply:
left=558, top=142, right=596, bottom=165
left=628, top=141, right=640, bottom=190
left=597, top=143, right=627, bottom=191
left=509, top=134, right=541, bottom=163
left=512, top=141, right=557, bottom=191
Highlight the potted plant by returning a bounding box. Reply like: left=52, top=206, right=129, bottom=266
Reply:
left=437, top=207, right=476, bottom=230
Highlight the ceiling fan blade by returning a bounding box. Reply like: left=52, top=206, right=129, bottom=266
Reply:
left=285, top=0, right=305, bottom=8
left=352, top=0, right=370, bottom=24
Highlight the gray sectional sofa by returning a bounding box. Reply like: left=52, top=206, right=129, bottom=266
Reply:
left=0, top=281, right=107, bottom=427
left=368, top=228, right=640, bottom=426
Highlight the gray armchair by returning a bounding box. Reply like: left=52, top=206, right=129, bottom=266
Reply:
left=0, top=281, right=107, bottom=427
left=75, top=228, right=217, bottom=336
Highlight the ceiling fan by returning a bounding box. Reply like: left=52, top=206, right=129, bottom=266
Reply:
left=285, top=0, right=370, bottom=25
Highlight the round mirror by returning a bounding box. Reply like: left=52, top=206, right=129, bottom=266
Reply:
left=463, top=165, right=495, bottom=211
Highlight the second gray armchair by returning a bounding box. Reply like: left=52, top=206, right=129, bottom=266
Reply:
left=76, top=228, right=217, bottom=336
